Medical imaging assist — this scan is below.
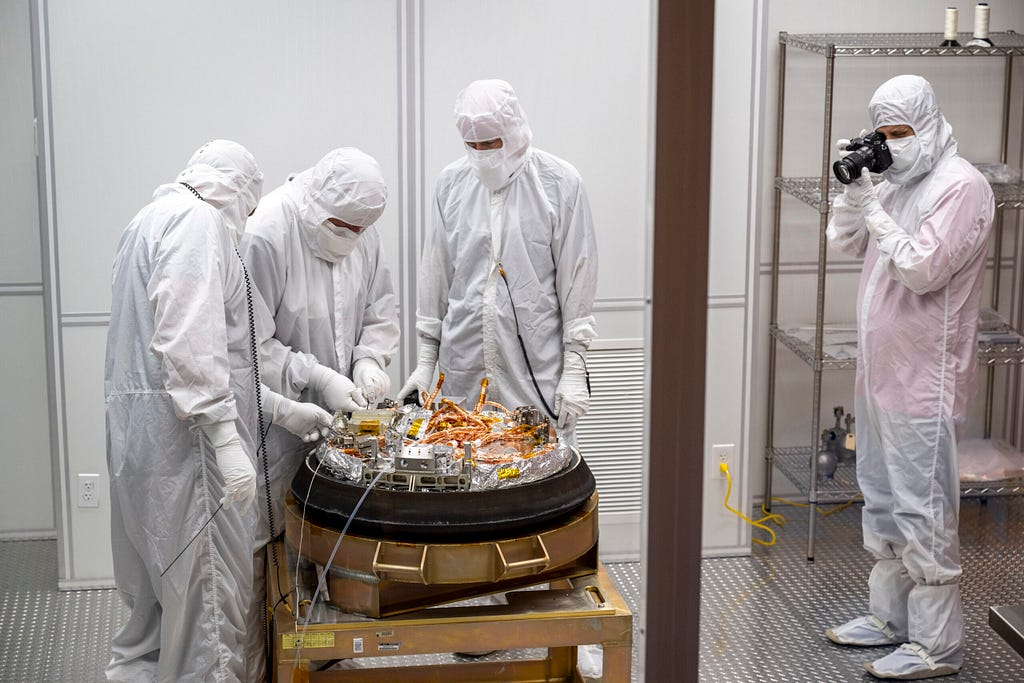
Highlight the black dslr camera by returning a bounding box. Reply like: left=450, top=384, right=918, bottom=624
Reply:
left=832, top=131, right=893, bottom=184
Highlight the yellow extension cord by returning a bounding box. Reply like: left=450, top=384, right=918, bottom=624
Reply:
left=719, top=462, right=862, bottom=546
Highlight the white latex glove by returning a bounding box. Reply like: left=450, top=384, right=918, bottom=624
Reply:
left=398, top=338, right=440, bottom=401
left=352, top=357, right=391, bottom=405
left=845, top=168, right=878, bottom=208
left=554, top=350, right=591, bottom=429
left=836, top=131, right=876, bottom=208
left=834, top=129, right=868, bottom=158
left=863, top=197, right=903, bottom=245
left=309, top=364, right=367, bottom=413
left=201, top=421, right=256, bottom=509
left=266, top=390, right=333, bottom=443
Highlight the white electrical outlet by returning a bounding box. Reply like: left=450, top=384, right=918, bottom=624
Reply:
left=78, top=473, right=100, bottom=508
left=711, top=444, right=735, bottom=480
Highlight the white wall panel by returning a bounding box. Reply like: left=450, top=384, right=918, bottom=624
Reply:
left=39, top=0, right=655, bottom=579
left=0, top=298, right=54, bottom=536
left=60, top=325, right=111, bottom=583
left=0, top=0, right=42, bottom=283
left=42, top=0, right=403, bottom=581
left=421, top=0, right=652, bottom=560
left=708, top=0, right=758, bottom=298
left=0, top=0, right=52, bottom=538
left=46, top=0, right=401, bottom=315
left=699, top=0, right=765, bottom=555
left=592, top=306, right=647, bottom=342
left=422, top=0, right=651, bottom=305
left=702, top=306, right=749, bottom=555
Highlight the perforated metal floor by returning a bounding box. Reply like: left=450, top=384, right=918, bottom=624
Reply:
left=3, top=499, right=1024, bottom=682
left=0, top=540, right=640, bottom=682
left=0, top=539, right=125, bottom=682
left=699, top=497, right=1024, bottom=682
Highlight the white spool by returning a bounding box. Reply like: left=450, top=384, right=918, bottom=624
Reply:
left=974, top=3, right=991, bottom=40
left=944, top=7, right=959, bottom=40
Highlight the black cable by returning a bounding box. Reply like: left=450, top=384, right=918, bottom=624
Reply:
left=157, top=182, right=226, bottom=580
left=179, top=181, right=202, bottom=200
left=567, top=349, right=592, bottom=396
left=236, top=250, right=284, bottom=683
left=159, top=502, right=223, bottom=577
left=295, top=468, right=386, bottom=669
left=159, top=419, right=273, bottom=578
left=178, top=181, right=281, bottom=679
left=496, top=263, right=558, bottom=420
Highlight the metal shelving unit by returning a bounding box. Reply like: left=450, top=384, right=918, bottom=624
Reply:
left=770, top=446, right=1024, bottom=503
left=765, top=31, right=1024, bottom=559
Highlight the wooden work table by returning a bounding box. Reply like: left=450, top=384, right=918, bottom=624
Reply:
left=267, top=541, right=633, bottom=682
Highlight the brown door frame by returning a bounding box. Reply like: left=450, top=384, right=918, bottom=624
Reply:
left=644, top=1, right=714, bottom=681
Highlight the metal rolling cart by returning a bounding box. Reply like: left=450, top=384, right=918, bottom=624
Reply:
left=764, top=32, right=1024, bottom=559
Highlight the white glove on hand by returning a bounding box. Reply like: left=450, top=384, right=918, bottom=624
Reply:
left=398, top=338, right=440, bottom=401
left=267, top=391, right=333, bottom=443
left=554, top=351, right=591, bottom=429
left=201, top=421, right=256, bottom=509
left=844, top=167, right=878, bottom=209
left=863, top=199, right=902, bottom=245
left=834, top=129, right=867, bottom=159
left=836, top=132, right=877, bottom=208
left=310, top=364, right=367, bottom=413
left=353, top=358, right=391, bottom=405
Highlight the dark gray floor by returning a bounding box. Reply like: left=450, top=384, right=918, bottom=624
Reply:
left=2, top=498, right=1023, bottom=681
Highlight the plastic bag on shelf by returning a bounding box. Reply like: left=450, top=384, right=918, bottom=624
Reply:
left=784, top=323, right=859, bottom=359
left=978, top=328, right=1023, bottom=345
left=958, top=438, right=1024, bottom=482
left=973, top=163, right=1022, bottom=185
left=978, top=308, right=1011, bottom=332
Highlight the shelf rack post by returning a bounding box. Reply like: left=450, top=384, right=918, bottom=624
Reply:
left=806, top=44, right=837, bottom=560
left=763, top=34, right=788, bottom=513
left=986, top=54, right=1016, bottom=439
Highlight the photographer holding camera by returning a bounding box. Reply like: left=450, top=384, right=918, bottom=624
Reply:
left=824, top=75, right=994, bottom=680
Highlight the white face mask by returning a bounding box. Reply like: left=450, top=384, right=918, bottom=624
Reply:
left=313, top=221, right=361, bottom=262
left=883, top=135, right=922, bottom=185
left=466, top=146, right=514, bottom=192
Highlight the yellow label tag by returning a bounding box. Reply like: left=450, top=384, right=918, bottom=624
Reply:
left=408, top=418, right=424, bottom=438
left=845, top=433, right=856, bottom=451
left=281, top=632, right=335, bottom=650
left=358, top=419, right=381, bottom=434
left=497, top=465, right=521, bottom=480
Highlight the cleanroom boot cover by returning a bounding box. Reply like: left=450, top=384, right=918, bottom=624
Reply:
left=864, top=643, right=960, bottom=680
left=868, top=558, right=913, bottom=641
left=826, top=615, right=900, bottom=647
left=907, top=583, right=964, bottom=669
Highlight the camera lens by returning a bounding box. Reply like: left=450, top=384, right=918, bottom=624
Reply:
left=833, top=159, right=854, bottom=185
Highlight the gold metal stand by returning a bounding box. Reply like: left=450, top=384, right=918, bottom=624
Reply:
left=269, top=541, right=633, bottom=682
left=284, top=493, right=600, bottom=617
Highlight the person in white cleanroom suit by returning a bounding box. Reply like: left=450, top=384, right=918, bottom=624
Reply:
left=238, top=147, right=398, bottom=678
left=104, top=140, right=333, bottom=682
left=824, top=76, right=994, bottom=680
left=399, top=79, right=598, bottom=441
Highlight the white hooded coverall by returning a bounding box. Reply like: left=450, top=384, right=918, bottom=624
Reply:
left=240, top=147, right=397, bottom=545
left=105, top=141, right=273, bottom=681
left=417, top=80, right=598, bottom=433
left=239, top=148, right=398, bottom=679
left=827, top=75, right=994, bottom=670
